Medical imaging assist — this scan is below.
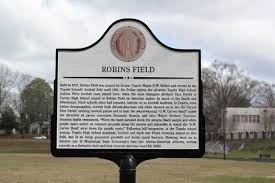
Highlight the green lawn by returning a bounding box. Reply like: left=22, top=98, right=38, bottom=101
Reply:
left=205, top=151, right=275, bottom=159
left=242, top=139, right=275, bottom=153
left=0, top=154, right=275, bottom=183
left=205, top=139, right=275, bottom=159
left=0, top=139, right=275, bottom=182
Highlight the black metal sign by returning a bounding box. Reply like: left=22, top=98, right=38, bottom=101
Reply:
left=51, top=19, right=204, bottom=159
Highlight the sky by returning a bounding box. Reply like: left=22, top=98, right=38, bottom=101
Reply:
left=0, top=0, right=274, bottom=83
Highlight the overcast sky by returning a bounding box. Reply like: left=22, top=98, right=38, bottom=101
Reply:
left=0, top=0, right=274, bottom=83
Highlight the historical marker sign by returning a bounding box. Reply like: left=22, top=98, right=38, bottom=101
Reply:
left=51, top=19, right=204, bottom=158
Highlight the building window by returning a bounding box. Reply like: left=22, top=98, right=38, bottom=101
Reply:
left=232, top=115, right=237, bottom=123
left=241, top=115, right=245, bottom=123
left=252, top=115, right=257, bottom=123
left=244, top=115, right=248, bottom=123
left=271, top=114, right=275, bottom=123
left=249, top=115, right=253, bottom=123
left=232, top=114, right=261, bottom=123
left=236, top=115, right=240, bottom=123
left=256, top=115, right=260, bottom=123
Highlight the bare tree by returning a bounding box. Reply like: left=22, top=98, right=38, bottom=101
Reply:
left=254, top=82, right=275, bottom=108
left=12, top=74, right=32, bottom=138
left=202, top=60, right=260, bottom=132
left=0, top=64, right=19, bottom=112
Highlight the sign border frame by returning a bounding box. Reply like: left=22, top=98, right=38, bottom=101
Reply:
left=51, top=18, right=205, bottom=158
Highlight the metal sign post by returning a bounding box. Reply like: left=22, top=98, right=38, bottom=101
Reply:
left=97, top=154, right=155, bottom=183
left=51, top=19, right=204, bottom=183
left=119, top=154, right=136, bottom=183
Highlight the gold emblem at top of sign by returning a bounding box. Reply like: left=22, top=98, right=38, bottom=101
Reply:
left=111, top=26, right=146, bottom=62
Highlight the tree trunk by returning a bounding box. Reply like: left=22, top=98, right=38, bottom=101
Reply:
left=39, top=121, right=43, bottom=136
left=20, top=126, right=25, bottom=139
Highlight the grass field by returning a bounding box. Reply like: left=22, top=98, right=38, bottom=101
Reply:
left=1, top=139, right=275, bottom=183
left=0, top=139, right=50, bottom=154
left=205, top=139, right=275, bottom=159
left=1, top=154, right=275, bottom=183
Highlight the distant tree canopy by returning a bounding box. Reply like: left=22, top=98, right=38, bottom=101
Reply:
left=21, top=78, right=53, bottom=135
left=0, top=106, right=18, bottom=134
left=202, top=60, right=260, bottom=132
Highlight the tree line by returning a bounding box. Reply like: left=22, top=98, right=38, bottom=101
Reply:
left=0, top=61, right=274, bottom=135
left=203, top=60, right=275, bottom=132
left=0, top=64, right=53, bottom=137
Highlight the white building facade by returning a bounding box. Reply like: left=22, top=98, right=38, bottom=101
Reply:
left=223, top=108, right=275, bottom=133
